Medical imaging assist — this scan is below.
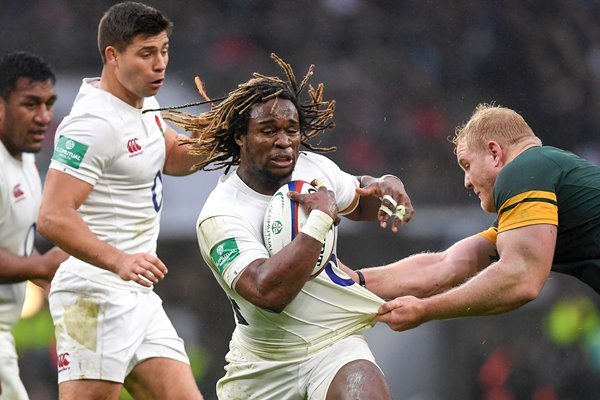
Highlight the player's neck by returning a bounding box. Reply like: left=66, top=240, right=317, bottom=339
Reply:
left=98, top=69, right=144, bottom=109
left=506, top=138, right=541, bottom=163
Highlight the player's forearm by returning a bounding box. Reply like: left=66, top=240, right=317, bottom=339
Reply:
left=421, top=259, right=539, bottom=320
left=362, top=251, right=463, bottom=299
left=38, top=208, right=123, bottom=274
left=239, top=233, right=325, bottom=312
left=0, top=249, right=46, bottom=282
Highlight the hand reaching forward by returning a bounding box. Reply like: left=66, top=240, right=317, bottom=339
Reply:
left=113, top=253, right=168, bottom=288
left=356, top=175, right=414, bottom=232
left=376, top=296, right=427, bottom=332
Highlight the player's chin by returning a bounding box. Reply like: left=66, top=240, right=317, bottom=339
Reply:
left=268, top=164, right=295, bottom=178
left=24, top=141, right=44, bottom=154
left=481, top=201, right=495, bottom=213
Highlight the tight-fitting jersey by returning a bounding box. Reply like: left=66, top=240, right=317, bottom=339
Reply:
left=197, top=152, right=385, bottom=360
left=0, top=142, right=41, bottom=331
left=479, top=146, right=600, bottom=293
left=49, top=78, right=167, bottom=292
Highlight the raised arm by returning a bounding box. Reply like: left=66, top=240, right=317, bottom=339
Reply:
left=377, top=224, right=556, bottom=331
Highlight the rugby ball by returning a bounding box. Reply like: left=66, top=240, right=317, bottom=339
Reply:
left=263, top=180, right=336, bottom=278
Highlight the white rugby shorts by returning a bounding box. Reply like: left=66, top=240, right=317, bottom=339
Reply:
left=0, top=331, right=29, bottom=399
left=49, top=272, right=189, bottom=383
left=217, top=334, right=380, bottom=400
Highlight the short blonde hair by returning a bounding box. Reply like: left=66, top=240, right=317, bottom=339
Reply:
left=452, top=103, right=539, bottom=153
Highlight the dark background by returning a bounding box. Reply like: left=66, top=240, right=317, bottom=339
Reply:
left=3, top=1, right=600, bottom=399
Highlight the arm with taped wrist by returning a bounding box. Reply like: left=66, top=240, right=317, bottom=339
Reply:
left=299, top=209, right=333, bottom=243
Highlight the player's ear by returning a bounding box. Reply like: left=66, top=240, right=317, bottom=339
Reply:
left=234, top=131, right=244, bottom=147
left=105, top=46, right=118, bottom=66
left=488, top=141, right=504, bottom=165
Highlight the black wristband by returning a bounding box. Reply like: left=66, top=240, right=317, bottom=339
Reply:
left=356, top=270, right=366, bottom=288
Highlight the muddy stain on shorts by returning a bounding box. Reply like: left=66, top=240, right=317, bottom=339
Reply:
left=64, top=297, right=100, bottom=352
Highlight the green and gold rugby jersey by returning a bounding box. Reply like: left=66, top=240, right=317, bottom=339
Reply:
left=479, top=146, right=600, bottom=293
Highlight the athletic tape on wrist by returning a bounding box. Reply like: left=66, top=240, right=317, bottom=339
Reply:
left=300, top=209, right=334, bottom=244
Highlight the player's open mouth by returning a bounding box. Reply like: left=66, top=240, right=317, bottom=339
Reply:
left=149, top=79, right=164, bottom=88
left=271, top=155, right=293, bottom=167
left=29, top=130, right=46, bottom=141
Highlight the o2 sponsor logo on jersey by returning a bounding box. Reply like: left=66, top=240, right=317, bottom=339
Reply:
left=127, top=137, right=144, bottom=158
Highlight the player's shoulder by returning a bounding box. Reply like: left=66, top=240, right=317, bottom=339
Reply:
left=298, top=151, right=338, bottom=167
left=496, top=146, right=563, bottom=198
left=199, top=174, right=242, bottom=218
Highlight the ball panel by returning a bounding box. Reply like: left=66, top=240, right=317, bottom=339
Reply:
left=263, top=180, right=335, bottom=278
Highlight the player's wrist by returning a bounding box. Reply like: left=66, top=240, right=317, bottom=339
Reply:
left=300, top=209, right=333, bottom=244
left=355, top=269, right=367, bottom=288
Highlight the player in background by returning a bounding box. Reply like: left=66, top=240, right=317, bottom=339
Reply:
left=37, top=2, right=204, bottom=399
left=0, top=51, right=67, bottom=400
left=162, top=53, right=414, bottom=399
left=344, top=103, right=600, bottom=332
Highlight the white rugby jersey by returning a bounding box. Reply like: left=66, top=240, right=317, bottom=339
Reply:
left=49, top=78, right=166, bottom=291
left=197, top=152, right=385, bottom=360
left=0, top=142, right=41, bottom=330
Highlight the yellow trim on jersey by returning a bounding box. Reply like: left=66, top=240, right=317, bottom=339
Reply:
left=477, top=227, right=498, bottom=244
left=497, top=190, right=558, bottom=233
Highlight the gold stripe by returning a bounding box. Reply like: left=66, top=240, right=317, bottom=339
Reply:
left=498, top=201, right=558, bottom=233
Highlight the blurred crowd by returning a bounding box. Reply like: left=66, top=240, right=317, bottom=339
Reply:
left=3, top=0, right=600, bottom=206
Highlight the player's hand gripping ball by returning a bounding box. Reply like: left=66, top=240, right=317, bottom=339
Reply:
left=263, top=180, right=336, bottom=278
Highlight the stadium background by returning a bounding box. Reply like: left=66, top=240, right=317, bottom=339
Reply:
left=3, top=0, right=600, bottom=398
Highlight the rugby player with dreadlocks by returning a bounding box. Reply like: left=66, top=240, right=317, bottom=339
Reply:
left=164, top=53, right=414, bottom=399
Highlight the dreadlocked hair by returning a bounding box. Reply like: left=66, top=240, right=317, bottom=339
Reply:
left=161, top=53, right=336, bottom=172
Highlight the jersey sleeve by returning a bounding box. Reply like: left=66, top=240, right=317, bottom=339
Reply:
left=494, top=153, right=559, bottom=233
left=197, top=214, right=270, bottom=289
left=477, top=227, right=498, bottom=244
left=49, top=115, right=117, bottom=185
left=309, top=153, right=359, bottom=215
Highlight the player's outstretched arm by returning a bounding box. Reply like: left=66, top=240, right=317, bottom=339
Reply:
left=347, top=174, right=414, bottom=232
left=376, top=224, right=556, bottom=332
left=355, top=234, right=497, bottom=299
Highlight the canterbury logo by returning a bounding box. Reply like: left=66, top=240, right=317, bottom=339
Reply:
left=57, top=352, right=70, bottom=371
left=127, top=138, right=142, bottom=153
left=13, top=183, right=24, bottom=199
